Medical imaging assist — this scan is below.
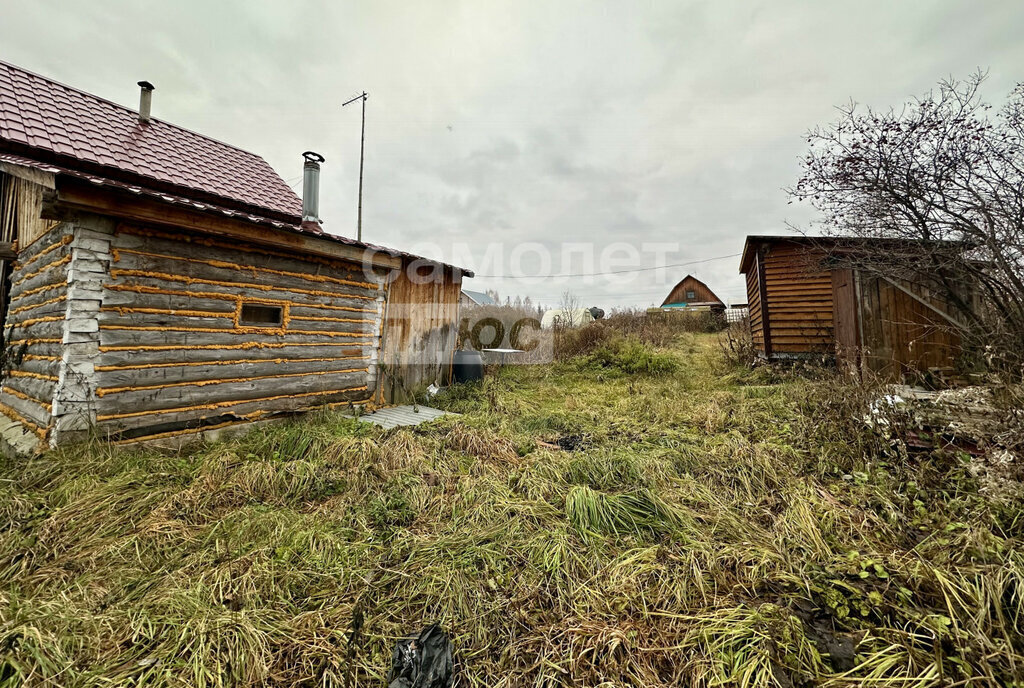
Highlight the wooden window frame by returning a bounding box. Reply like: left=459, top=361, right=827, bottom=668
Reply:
left=236, top=301, right=286, bottom=329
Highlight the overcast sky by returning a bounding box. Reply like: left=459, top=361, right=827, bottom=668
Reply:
left=2, top=1, right=1023, bottom=307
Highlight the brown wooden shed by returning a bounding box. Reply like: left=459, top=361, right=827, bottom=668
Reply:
left=739, top=236, right=970, bottom=380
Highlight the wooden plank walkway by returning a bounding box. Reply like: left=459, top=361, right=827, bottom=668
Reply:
left=357, top=405, right=453, bottom=430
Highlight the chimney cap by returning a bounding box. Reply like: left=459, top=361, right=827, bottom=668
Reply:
left=302, top=151, right=325, bottom=163
left=138, top=80, right=155, bottom=91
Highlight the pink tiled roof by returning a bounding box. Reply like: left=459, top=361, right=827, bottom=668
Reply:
left=0, top=60, right=302, bottom=221
left=0, top=151, right=473, bottom=276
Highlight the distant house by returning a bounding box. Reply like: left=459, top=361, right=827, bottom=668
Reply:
left=0, top=60, right=471, bottom=452
left=460, top=289, right=496, bottom=307
left=739, top=235, right=973, bottom=379
left=659, top=275, right=725, bottom=313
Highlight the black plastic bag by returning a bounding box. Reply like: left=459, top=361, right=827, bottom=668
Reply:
left=386, top=624, right=454, bottom=688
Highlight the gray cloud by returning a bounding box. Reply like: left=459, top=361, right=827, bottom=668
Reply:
left=3, top=0, right=1022, bottom=308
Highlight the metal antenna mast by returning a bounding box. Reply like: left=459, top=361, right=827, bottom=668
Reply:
left=342, top=91, right=368, bottom=242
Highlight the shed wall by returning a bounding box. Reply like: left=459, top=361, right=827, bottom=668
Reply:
left=379, top=264, right=461, bottom=403
left=840, top=273, right=963, bottom=380
left=1, top=205, right=466, bottom=447
left=760, top=242, right=833, bottom=356
left=744, top=237, right=971, bottom=378
left=746, top=253, right=765, bottom=353
left=832, top=268, right=860, bottom=374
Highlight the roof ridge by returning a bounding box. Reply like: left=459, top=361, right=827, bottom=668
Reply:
left=0, top=58, right=280, bottom=165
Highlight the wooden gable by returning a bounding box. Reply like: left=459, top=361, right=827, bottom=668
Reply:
left=662, top=275, right=724, bottom=307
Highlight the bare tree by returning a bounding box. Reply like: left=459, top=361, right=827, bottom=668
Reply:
left=790, top=72, right=1024, bottom=374
left=559, top=290, right=581, bottom=328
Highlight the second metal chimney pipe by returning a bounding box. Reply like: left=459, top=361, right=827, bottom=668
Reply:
left=302, top=151, right=325, bottom=223
left=137, top=81, right=154, bottom=123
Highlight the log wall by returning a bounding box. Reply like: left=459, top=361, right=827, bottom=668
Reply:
left=1, top=199, right=466, bottom=447
left=88, top=223, right=389, bottom=440
left=0, top=222, right=73, bottom=443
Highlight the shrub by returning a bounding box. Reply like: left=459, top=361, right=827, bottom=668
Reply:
left=554, top=321, right=616, bottom=360
left=602, top=308, right=724, bottom=343
left=644, top=309, right=726, bottom=334
left=553, top=308, right=718, bottom=362
left=586, top=337, right=678, bottom=375
left=719, top=320, right=756, bottom=367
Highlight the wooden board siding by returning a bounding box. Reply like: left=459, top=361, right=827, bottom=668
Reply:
left=742, top=236, right=970, bottom=378
left=1, top=171, right=60, bottom=249
left=0, top=223, right=72, bottom=441
left=379, top=263, right=461, bottom=403
left=745, top=263, right=762, bottom=353
left=760, top=242, right=833, bottom=356
left=746, top=252, right=766, bottom=355
left=662, top=275, right=724, bottom=308
left=832, top=268, right=860, bottom=374
left=856, top=274, right=962, bottom=380
left=91, top=224, right=389, bottom=439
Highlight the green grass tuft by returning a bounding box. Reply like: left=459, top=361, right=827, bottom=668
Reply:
left=585, top=336, right=680, bottom=375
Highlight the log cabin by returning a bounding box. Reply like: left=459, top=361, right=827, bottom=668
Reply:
left=0, top=61, right=470, bottom=453
left=739, top=235, right=971, bottom=380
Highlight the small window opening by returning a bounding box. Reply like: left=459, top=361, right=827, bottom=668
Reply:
left=240, top=303, right=283, bottom=326
left=686, top=290, right=696, bottom=300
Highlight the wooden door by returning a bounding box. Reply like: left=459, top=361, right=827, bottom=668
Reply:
left=832, top=268, right=859, bottom=375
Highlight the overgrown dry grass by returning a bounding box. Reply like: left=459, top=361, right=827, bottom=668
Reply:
left=555, top=308, right=724, bottom=361
left=1, top=335, right=1022, bottom=686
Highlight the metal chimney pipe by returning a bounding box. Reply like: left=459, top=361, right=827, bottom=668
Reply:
left=302, top=151, right=325, bottom=223
left=137, top=81, right=155, bottom=123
